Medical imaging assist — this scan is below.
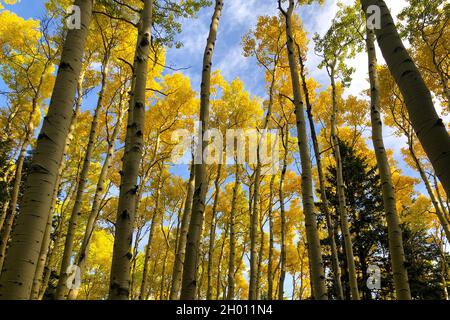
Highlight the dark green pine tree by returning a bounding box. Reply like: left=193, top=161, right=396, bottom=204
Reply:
left=318, top=140, right=447, bottom=300
left=318, top=140, right=386, bottom=299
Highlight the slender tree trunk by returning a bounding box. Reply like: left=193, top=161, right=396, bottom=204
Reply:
left=0, top=0, right=92, bottom=299
left=227, top=162, right=240, bottom=300
left=408, top=140, right=450, bottom=243
left=0, top=201, right=9, bottom=239
left=297, top=44, right=344, bottom=300
left=159, top=229, right=170, bottom=300
left=139, top=172, right=162, bottom=300
left=437, top=236, right=449, bottom=300
left=366, top=28, right=412, bottom=300
left=215, top=221, right=228, bottom=300
left=250, top=163, right=261, bottom=299
left=29, top=194, right=55, bottom=300
left=55, top=52, right=110, bottom=300
left=279, top=0, right=328, bottom=300
left=0, top=0, right=93, bottom=300
left=207, top=163, right=222, bottom=300
left=36, top=71, right=85, bottom=300
left=130, top=225, right=144, bottom=299
left=329, top=73, right=360, bottom=300
left=37, top=184, right=77, bottom=300
left=278, top=126, right=288, bottom=301
left=170, top=162, right=195, bottom=300
left=180, top=0, right=223, bottom=300
left=30, top=71, right=83, bottom=299
left=249, top=40, right=278, bottom=303
left=433, top=174, right=450, bottom=221
left=67, top=94, right=126, bottom=300
left=109, top=0, right=153, bottom=300
left=267, top=174, right=275, bottom=300
left=360, top=0, right=450, bottom=196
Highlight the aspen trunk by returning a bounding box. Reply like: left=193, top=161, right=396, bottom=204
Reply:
left=38, top=184, right=76, bottom=300
left=433, top=175, right=450, bottom=221
left=279, top=0, right=328, bottom=300
left=227, top=162, right=240, bottom=300
left=278, top=126, right=288, bottom=301
left=256, top=213, right=264, bottom=300
left=0, top=201, right=9, bottom=239
left=130, top=225, right=144, bottom=299
left=159, top=241, right=169, bottom=300
left=249, top=164, right=261, bottom=300
left=215, top=221, right=228, bottom=300
left=366, top=28, right=412, bottom=299
left=67, top=94, right=126, bottom=300
left=55, top=53, right=110, bottom=300
left=437, top=237, right=449, bottom=300
left=180, top=0, right=223, bottom=300
left=35, top=71, right=85, bottom=300
left=360, top=0, right=450, bottom=197
left=363, top=37, right=407, bottom=299
left=297, top=46, right=344, bottom=300
left=267, top=174, right=275, bottom=300
left=29, top=194, right=55, bottom=300
left=109, top=0, right=153, bottom=300
left=169, top=162, right=195, bottom=300
left=330, top=75, right=360, bottom=300
left=249, top=44, right=277, bottom=303
left=0, top=0, right=93, bottom=300
left=408, top=140, right=450, bottom=243
left=207, top=163, right=222, bottom=300
left=139, top=173, right=162, bottom=300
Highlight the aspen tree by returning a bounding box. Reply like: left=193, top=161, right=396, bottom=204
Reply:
left=365, top=27, right=411, bottom=300
left=0, top=0, right=93, bottom=300
left=0, top=14, right=56, bottom=273
left=378, top=63, right=450, bottom=259
left=0, top=101, right=38, bottom=271
left=169, top=162, right=195, bottom=300
left=296, top=44, right=344, bottom=299
left=398, top=0, right=450, bottom=111
left=139, top=168, right=163, bottom=300
left=207, top=161, right=223, bottom=300
left=29, top=82, right=84, bottom=299
left=267, top=174, right=275, bottom=300
left=180, top=0, right=224, bottom=300
left=360, top=0, right=450, bottom=197
left=67, top=81, right=128, bottom=300
left=242, top=18, right=281, bottom=301
left=227, top=159, right=240, bottom=300
left=32, top=67, right=88, bottom=300
left=330, top=77, right=360, bottom=300
left=314, top=5, right=364, bottom=299
left=242, top=15, right=285, bottom=300
left=278, top=0, right=327, bottom=300
left=278, top=125, right=288, bottom=300
left=55, top=41, right=111, bottom=300
left=109, top=0, right=153, bottom=300
left=36, top=65, right=91, bottom=299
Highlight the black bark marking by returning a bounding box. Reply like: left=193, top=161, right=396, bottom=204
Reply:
left=59, top=62, right=74, bottom=72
